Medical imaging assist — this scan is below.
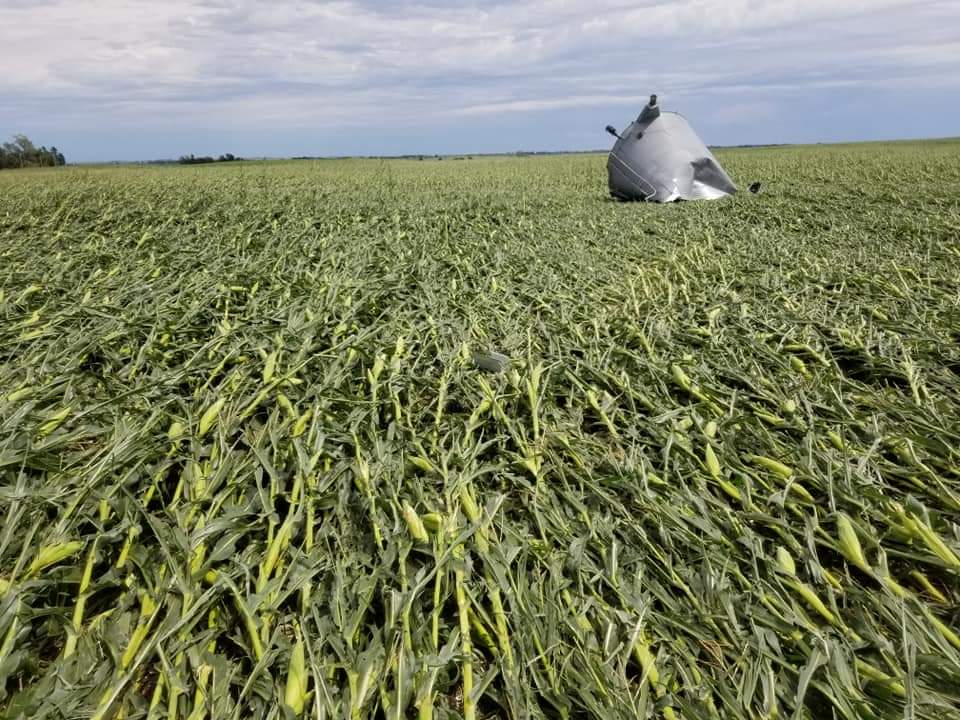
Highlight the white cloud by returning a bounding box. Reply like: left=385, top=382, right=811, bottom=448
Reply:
left=1, top=0, right=957, bottom=138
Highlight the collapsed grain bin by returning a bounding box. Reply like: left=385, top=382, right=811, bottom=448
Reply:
left=606, top=95, right=736, bottom=202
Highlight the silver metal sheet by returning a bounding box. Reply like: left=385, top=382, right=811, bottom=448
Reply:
left=607, top=96, right=736, bottom=202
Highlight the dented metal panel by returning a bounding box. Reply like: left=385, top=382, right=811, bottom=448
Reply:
left=607, top=95, right=736, bottom=202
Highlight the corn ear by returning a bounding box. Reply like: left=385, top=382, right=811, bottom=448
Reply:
left=6, top=386, right=33, bottom=403
left=167, top=420, right=185, bottom=442
left=705, top=444, right=721, bottom=479
left=789, top=580, right=837, bottom=625
left=776, top=546, right=796, bottom=575
left=402, top=502, right=429, bottom=543
left=198, top=398, right=225, bottom=438
left=909, top=570, right=948, bottom=603
left=284, top=637, right=308, bottom=716
left=910, top=512, right=960, bottom=569
left=837, top=513, right=871, bottom=572
left=38, top=406, right=72, bottom=437
left=292, top=409, right=312, bottom=437
left=671, top=363, right=692, bottom=392
left=263, top=350, right=278, bottom=383
left=747, top=455, right=793, bottom=478
left=27, top=540, right=83, bottom=578
left=855, top=659, right=906, bottom=698
left=422, top=512, right=443, bottom=534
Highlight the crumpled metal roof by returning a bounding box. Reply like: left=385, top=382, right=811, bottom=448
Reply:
left=607, top=95, right=736, bottom=202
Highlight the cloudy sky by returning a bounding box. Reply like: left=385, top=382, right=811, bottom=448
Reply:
left=1, top=0, right=957, bottom=161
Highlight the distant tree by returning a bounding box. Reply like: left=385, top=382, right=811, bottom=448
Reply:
left=0, top=134, right=66, bottom=169
left=13, top=134, right=36, bottom=159
left=1, top=139, right=24, bottom=168
left=178, top=154, right=214, bottom=164
left=178, top=153, right=239, bottom=165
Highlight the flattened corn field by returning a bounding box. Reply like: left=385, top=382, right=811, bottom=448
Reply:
left=2, top=140, right=960, bottom=720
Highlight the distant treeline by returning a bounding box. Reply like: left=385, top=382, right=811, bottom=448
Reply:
left=177, top=153, right=241, bottom=165
left=0, top=134, right=66, bottom=169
